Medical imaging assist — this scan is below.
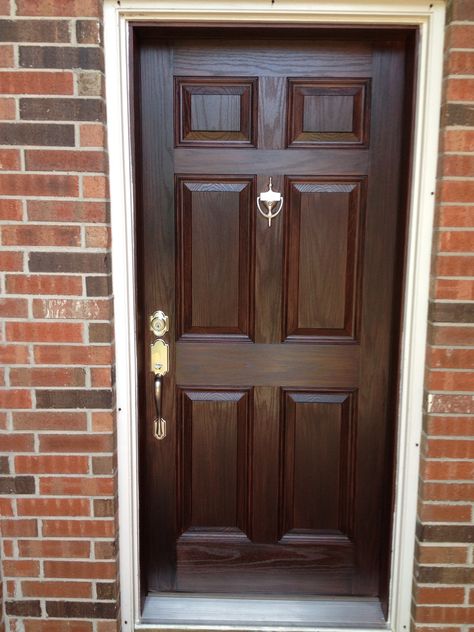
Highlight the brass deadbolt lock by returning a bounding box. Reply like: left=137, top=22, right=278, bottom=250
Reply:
left=150, top=310, right=169, bottom=337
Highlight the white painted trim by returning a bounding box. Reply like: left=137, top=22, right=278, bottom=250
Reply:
left=104, top=2, right=445, bottom=631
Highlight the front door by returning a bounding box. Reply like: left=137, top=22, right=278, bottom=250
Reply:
left=135, top=26, right=412, bottom=606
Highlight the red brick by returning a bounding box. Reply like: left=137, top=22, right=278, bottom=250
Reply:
left=435, top=255, right=474, bottom=276
left=0, top=344, right=29, bottom=364
left=441, top=155, right=474, bottom=177
left=427, top=438, right=474, bottom=458
left=449, top=24, right=474, bottom=49
left=44, top=560, right=116, bottom=580
left=80, top=123, right=106, bottom=147
left=22, top=580, right=92, bottom=599
left=10, top=367, right=85, bottom=387
left=0, top=173, right=78, bottom=197
left=97, top=623, right=119, bottom=632
left=2, top=225, right=81, bottom=246
left=0, top=519, right=37, bottom=537
left=428, top=394, right=474, bottom=413
left=448, top=51, right=474, bottom=75
left=423, top=460, right=474, bottom=481
left=438, top=231, right=474, bottom=252
left=40, top=476, right=114, bottom=496
left=17, top=0, right=101, bottom=17
left=415, top=587, right=465, bottom=605
left=34, top=344, right=112, bottom=365
left=0, top=96, right=15, bottom=119
left=91, top=413, right=115, bottom=434
left=0, top=44, right=13, bottom=67
left=17, top=498, right=90, bottom=517
left=420, top=500, right=470, bottom=523
left=426, top=416, right=474, bottom=436
left=25, top=149, right=106, bottom=172
left=18, top=539, right=90, bottom=558
left=27, top=200, right=108, bottom=223
left=423, top=482, right=474, bottom=501
left=39, top=433, right=113, bottom=453
left=83, top=175, right=108, bottom=199
left=24, top=622, right=92, bottom=632
left=0, top=251, right=24, bottom=272
left=435, top=279, right=474, bottom=300
left=94, top=540, right=115, bottom=560
left=0, top=71, right=73, bottom=94
left=6, top=321, right=83, bottom=343
left=0, top=298, right=28, bottom=317
left=85, top=225, right=110, bottom=247
left=42, top=519, right=115, bottom=538
left=0, top=147, right=20, bottom=169
left=442, top=161, right=474, bottom=185
left=32, top=298, right=111, bottom=320
left=415, top=607, right=474, bottom=625
left=428, top=370, right=474, bottom=391
left=428, top=347, right=474, bottom=369
left=3, top=560, right=40, bottom=578
left=446, top=78, right=474, bottom=101
left=86, top=358, right=110, bottom=380
left=15, top=454, right=89, bottom=474
left=439, top=182, right=474, bottom=205
left=443, top=130, right=474, bottom=152
left=13, top=411, right=87, bottom=432
left=6, top=275, right=82, bottom=296
left=0, top=199, right=22, bottom=220
left=0, top=498, right=13, bottom=516
left=0, top=389, right=32, bottom=409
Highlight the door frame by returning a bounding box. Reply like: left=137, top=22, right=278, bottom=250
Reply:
left=103, top=2, right=445, bottom=631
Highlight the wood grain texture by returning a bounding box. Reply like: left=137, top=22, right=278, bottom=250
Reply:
left=176, top=343, right=360, bottom=387
left=137, top=41, right=178, bottom=592
left=287, top=79, right=370, bottom=147
left=178, top=388, right=251, bottom=534
left=172, top=39, right=372, bottom=77
left=281, top=390, right=356, bottom=538
left=175, top=77, right=257, bottom=146
left=284, top=177, right=366, bottom=341
left=174, top=148, right=369, bottom=175
left=135, top=27, right=414, bottom=604
left=176, top=532, right=355, bottom=594
left=176, top=176, right=255, bottom=341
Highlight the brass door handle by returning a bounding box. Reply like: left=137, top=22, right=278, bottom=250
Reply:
left=153, top=375, right=166, bottom=440
left=150, top=329, right=169, bottom=441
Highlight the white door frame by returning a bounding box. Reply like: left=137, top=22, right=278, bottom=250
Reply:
left=103, top=2, right=445, bottom=630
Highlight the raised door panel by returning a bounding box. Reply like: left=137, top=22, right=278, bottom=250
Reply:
left=178, top=388, right=252, bottom=535
left=287, top=79, right=370, bottom=147
left=281, top=391, right=356, bottom=540
left=176, top=177, right=255, bottom=341
left=175, top=77, right=258, bottom=147
left=284, top=178, right=365, bottom=341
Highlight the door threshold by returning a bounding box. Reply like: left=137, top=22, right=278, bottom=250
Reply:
left=140, top=594, right=387, bottom=630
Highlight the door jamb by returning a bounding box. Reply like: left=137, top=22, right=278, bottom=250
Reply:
left=103, top=2, right=445, bottom=631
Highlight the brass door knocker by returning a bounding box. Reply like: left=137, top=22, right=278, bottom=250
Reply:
left=257, top=177, right=284, bottom=227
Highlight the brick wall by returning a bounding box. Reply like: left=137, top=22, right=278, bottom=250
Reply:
left=0, top=1, right=473, bottom=632
left=412, top=0, right=474, bottom=629
left=0, top=1, right=118, bottom=631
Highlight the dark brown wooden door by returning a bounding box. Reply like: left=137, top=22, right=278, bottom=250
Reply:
left=135, top=27, right=413, bottom=601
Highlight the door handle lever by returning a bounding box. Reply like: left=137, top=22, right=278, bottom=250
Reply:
left=150, top=337, right=169, bottom=441
left=153, top=375, right=166, bottom=440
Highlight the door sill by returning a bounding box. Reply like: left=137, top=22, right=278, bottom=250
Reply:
left=139, top=594, right=387, bottom=630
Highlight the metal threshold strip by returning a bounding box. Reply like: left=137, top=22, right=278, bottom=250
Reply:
left=139, top=594, right=388, bottom=630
